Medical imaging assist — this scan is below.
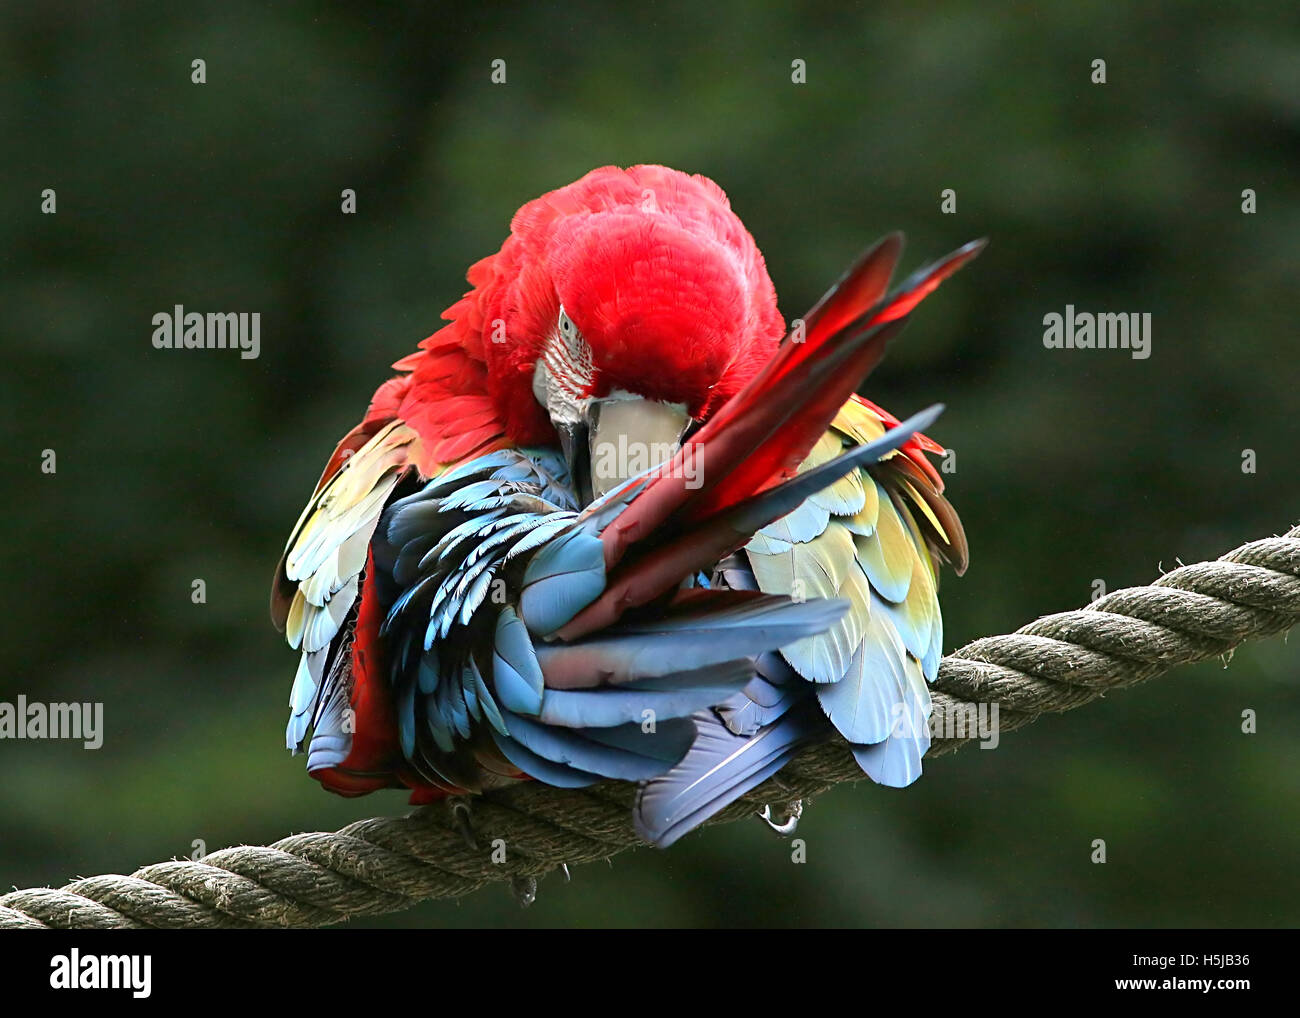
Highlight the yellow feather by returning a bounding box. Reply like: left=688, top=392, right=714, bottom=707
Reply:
left=830, top=398, right=887, bottom=445
left=801, top=430, right=844, bottom=469
left=896, top=475, right=951, bottom=548
left=286, top=589, right=307, bottom=650
left=279, top=421, right=423, bottom=652
left=854, top=483, right=914, bottom=604
left=750, top=523, right=866, bottom=682
left=842, top=470, right=880, bottom=535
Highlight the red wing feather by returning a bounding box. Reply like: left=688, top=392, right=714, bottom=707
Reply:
left=783, top=231, right=902, bottom=350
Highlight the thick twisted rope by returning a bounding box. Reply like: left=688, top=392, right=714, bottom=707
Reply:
left=4, top=523, right=1297, bottom=929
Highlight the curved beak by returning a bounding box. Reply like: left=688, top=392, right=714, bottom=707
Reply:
left=566, top=396, right=691, bottom=504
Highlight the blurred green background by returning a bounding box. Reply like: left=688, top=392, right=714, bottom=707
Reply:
left=2, top=1, right=1298, bottom=927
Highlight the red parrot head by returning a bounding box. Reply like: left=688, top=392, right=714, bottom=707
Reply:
left=474, top=165, right=787, bottom=497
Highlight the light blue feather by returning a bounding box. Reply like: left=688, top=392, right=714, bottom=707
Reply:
left=815, top=620, right=909, bottom=745
left=535, top=680, right=750, bottom=730
left=518, top=527, right=607, bottom=635
left=491, top=606, right=544, bottom=715
left=498, top=710, right=685, bottom=782
left=489, top=729, right=602, bottom=788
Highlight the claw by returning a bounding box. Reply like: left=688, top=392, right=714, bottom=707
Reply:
left=560, top=863, right=571, bottom=882
left=757, top=800, right=803, bottom=837
left=511, top=874, right=537, bottom=908
left=449, top=798, right=478, bottom=850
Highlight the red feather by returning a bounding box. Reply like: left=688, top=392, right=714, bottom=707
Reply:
left=308, top=553, right=400, bottom=796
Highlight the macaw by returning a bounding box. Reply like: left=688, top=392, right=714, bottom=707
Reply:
left=271, top=165, right=978, bottom=848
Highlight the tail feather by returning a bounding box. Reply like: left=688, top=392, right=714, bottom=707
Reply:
left=789, top=232, right=904, bottom=350
left=634, top=701, right=825, bottom=848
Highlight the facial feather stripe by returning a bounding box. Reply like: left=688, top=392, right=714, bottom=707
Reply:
left=534, top=307, right=594, bottom=425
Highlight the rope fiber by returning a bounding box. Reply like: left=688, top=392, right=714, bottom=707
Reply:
left=4, top=523, right=1297, bottom=929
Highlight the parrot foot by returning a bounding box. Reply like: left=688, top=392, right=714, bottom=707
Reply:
left=510, top=874, right=538, bottom=908
left=757, top=799, right=803, bottom=837
left=448, top=797, right=478, bottom=850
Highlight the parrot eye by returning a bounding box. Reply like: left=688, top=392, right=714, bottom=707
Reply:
left=558, top=308, right=578, bottom=340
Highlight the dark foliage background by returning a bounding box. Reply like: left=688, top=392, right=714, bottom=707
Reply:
left=2, top=1, right=1298, bottom=927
